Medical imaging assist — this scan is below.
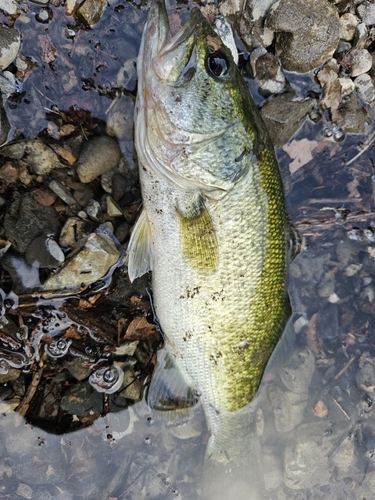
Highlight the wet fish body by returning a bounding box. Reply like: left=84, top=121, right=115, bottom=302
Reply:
left=129, top=0, right=290, bottom=461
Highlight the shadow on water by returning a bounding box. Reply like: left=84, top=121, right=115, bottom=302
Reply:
left=0, top=0, right=375, bottom=499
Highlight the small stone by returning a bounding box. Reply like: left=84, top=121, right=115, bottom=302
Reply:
left=357, top=1, right=375, bottom=26
left=106, top=196, right=123, bottom=217
left=251, top=48, right=285, bottom=95
left=0, top=25, right=21, bottom=70
left=0, top=0, right=19, bottom=15
left=76, top=136, right=121, bottom=183
left=354, top=73, right=375, bottom=102
left=0, top=161, right=19, bottom=183
left=42, top=232, right=120, bottom=291
left=106, top=94, right=134, bottom=141
left=25, top=234, right=64, bottom=268
left=279, top=348, right=315, bottom=393
left=354, top=23, right=370, bottom=48
left=73, top=185, right=94, bottom=207
left=339, top=13, right=358, bottom=41
left=351, top=48, right=372, bottom=76
left=30, top=0, right=49, bottom=3
left=344, top=263, right=362, bottom=276
left=338, top=76, right=355, bottom=96
left=48, top=180, right=76, bottom=206
left=36, top=8, right=50, bottom=22
left=338, top=93, right=372, bottom=134
left=59, top=216, right=95, bottom=248
left=85, top=198, right=103, bottom=222
left=114, top=221, right=130, bottom=243
left=26, top=138, right=64, bottom=175
left=32, top=187, right=57, bottom=207
left=16, top=483, right=33, bottom=499
left=112, top=172, right=128, bottom=201
left=119, top=368, right=142, bottom=401
left=77, top=0, right=107, bottom=26
left=0, top=141, right=26, bottom=159
left=0, top=70, right=17, bottom=97
left=268, top=385, right=307, bottom=432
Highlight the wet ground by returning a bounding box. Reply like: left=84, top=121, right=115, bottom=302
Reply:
left=0, top=0, right=375, bottom=499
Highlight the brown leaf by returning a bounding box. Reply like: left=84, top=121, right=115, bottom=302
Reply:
left=125, top=316, right=156, bottom=341
left=283, top=138, right=318, bottom=174
left=314, top=400, right=328, bottom=418
left=317, top=62, right=342, bottom=122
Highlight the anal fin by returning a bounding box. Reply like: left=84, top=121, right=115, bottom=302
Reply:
left=126, top=208, right=153, bottom=282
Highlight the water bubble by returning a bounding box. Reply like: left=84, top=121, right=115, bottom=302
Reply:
left=146, top=416, right=154, bottom=425
left=144, top=436, right=152, bottom=445
left=89, top=365, right=124, bottom=394
left=323, top=128, right=333, bottom=138
left=45, top=338, right=72, bottom=359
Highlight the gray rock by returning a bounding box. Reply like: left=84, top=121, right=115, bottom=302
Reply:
left=339, top=13, right=358, bottom=41
left=0, top=0, right=19, bottom=15
left=354, top=22, right=370, bottom=48
left=112, top=172, right=128, bottom=201
left=0, top=25, right=20, bottom=70
left=106, top=196, right=123, bottom=217
left=338, top=76, right=355, bottom=96
left=59, top=216, right=95, bottom=248
left=268, top=385, right=307, bottom=432
left=350, top=48, right=372, bottom=76
left=48, top=180, right=76, bottom=206
left=63, top=357, right=92, bottom=381
left=73, top=185, right=94, bottom=207
left=25, top=234, right=64, bottom=268
left=106, top=94, right=134, bottom=141
left=100, top=168, right=114, bottom=194
left=76, top=135, right=121, bottom=183
left=251, top=48, right=285, bottom=96
left=42, top=232, right=120, bottom=291
left=60, top=381, right=102, bottom=415
left=77, top=0, right=107, bottom=27
left=0, top=140, right=26, bottom=159
left=279, top=348, right=315, bottom=393
left=16, top=483, right=33, bottom=499
left=354, top=73, right=375, bottom=102
left=26, top=138, right=64, bottom=175
left=338, top=93, right=372, bottom=134
left=0, top=70, right=17, bottom=97
left=265, top=0, right=340, bottom=72
left=114, top=221, right=130, bottom=243
left=4, top=194, right=60, bottom=253
left=85, top=198, right=103, bottom=222
left=260, top=93, right=315, bottom=147
left=357, top=0, right=375, bottom=26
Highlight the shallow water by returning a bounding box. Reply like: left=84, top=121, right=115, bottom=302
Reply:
left=0, top=1, right=375, bottom=499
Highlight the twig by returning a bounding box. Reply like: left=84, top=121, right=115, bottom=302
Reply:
left=331, top=396, right=351, bottom=420
left=15, top=358, right=45, bottom=425
left=333, top=355, right=355, bottom=381
left=346, top=130, right=375, bottom=166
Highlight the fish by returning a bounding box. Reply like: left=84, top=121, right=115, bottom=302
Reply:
left=128, top=0, right=291, bottom=472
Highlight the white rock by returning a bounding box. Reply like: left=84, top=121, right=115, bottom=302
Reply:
left=350, top=48, right=372, bottom=76
left=0, top=0, right=19, bottom=15
left=338, top=77, right=355, bottom=96
left=0, top=25, right=20, bottom=70
left=339, top=13, right=358, bottom=41
left=354, top=73, right=375, bottom=102
left=357, top=0, right=375, bottom=26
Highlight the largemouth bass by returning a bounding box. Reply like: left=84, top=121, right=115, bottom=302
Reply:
left=128, top=0, right=290, bottom=468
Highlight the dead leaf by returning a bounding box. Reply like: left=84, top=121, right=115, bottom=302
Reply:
left=63, top=326, right=81, bottom=340
left=306, top=312, right=321, bottom=357
left=347, top=178, right=361, bottom=198
left=15, top=55, right=37, bottom=80
left=38, top=35, right=56, bottom=64
left=125, top=316, right=156, bottom=341
left=317, top=61, right=342, bottom=122
left=359, top=383, right=375, bottom=393
left=314, top=400, right=328, bottom=418
left=282, top=138, right=318, bottom=174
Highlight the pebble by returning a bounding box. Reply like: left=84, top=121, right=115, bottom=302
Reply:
left=279, top=348, right=315, bottom=393
left=36, top=8, right=50, bottom=23
left=357, top=0, right=375, bottom=26
left=59, top=217, right=95, bottom=248
left=0, top=140, right=26, bottom=159
left=106, top=94, right=134, bottom=141
left=30, top=0, right=49, bottom=3
left=265, top=0, right=339, bottom=72
left=25, top=234, right=64, bottom=268
left=354, top=22, right=369, bottom=48
left=354, top=73, right=375, bottom=102
left=77, top=0, right=107, bottom=27
left=114, top=221, right=130, bottom=243
left=73, top=185, right=94, bottom=207
left=85, top=198, right=103, bottom=222
left=338, top=93, right=371, bottom=134
left=0, top=70, right=17, bottom=97
left=338, top=76, right=355, bottom=96
left=339, top=13, right=358, bottom=41
left=0, top=0, right=19, bottom=15
left=49, top=180, right=76, bottom=206
left=0, top=25, right=20, bottom=70
left=251, top=48, right=285, bottom=95
left=76, top=136, right=121, bottom=183
left=26, top=139, right=64, bottom=175
left=42, top=232, right=120, bottom=291
left=0, top=161, right=19, bottom=183
left=268, top=385, right=307, bottom=432
left=112, top=172, right=128, bottom=201
left=106, top=196, right=123, bottom=217
left=16, top=483, right=33, bottom=499
left=350, top=48, right=372, bottom=76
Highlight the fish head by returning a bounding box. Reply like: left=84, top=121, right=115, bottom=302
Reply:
left=136, top=0, right=263, bottom=193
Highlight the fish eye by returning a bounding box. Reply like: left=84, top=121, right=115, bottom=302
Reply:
left=207, top=52, right=229, bottom=78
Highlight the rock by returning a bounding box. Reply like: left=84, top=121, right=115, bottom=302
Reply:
left=30, top=0, right=49, bottom=3
left=85, top=198, right=103, bottom=222
left=73, top=186, right=94, bottom=207
left=16, top=483, right=33, bottom=499
left=0, top=140, right=26, bottom=159
left=251, top=48, right=285, bottom=96
left=338, top=76, right=355, bottom=96
left=76, top=136, right=121, bottom=183
left=0, top=0, right=19, bottom=15
left=25, top=138, right=64, bottom=175
left=354, top=73, right=375, bottom=102
left=279, top=348, right=315, bottom=393
left=0, top=161, right=19, bottom=183
left=106, top=196, right=123, bottom=217
left=106, top=94, right=134, bottom=141
left=354, top=23, right=369, bottom=48
left=77, top=0, right=107, bottom=27
left=60, top=380, right=102, bottom=415
left=357, top=0, right=375, bottom=26
left=31, top=187, right=57, bottom=207
left=339, top=13, right=358, bottom=41
left=114, top=221, right=130, bottom=243
left=260, top=93, right=315, bottom=147
left=0, top=25, right=20, bottom=70
left=268, top=385, right=307, bottom=432
left=338, top=93, right=372, bottom=134
left=4, top=194, right=61, bottom=254
left=350, top=48, right=372, bottom=76
left=0, top=70, right=18, bottom=97
left=265, top=0, right=340, bottom=72
left=48, top=180, right=76, bottom=206
left=25, top=234, right=64, bottom=268
left=42, top=232, right=119, bottom=291
left=112, top=172, right=128, bottom=201
left=36, top=8, right=51, bottom=23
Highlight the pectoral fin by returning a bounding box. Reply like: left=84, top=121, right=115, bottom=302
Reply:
left=177, top=194, right=219, bottom=273
left=126, top=209, right=153, bottom=282
left=147, top=347, right=198, bottom=412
